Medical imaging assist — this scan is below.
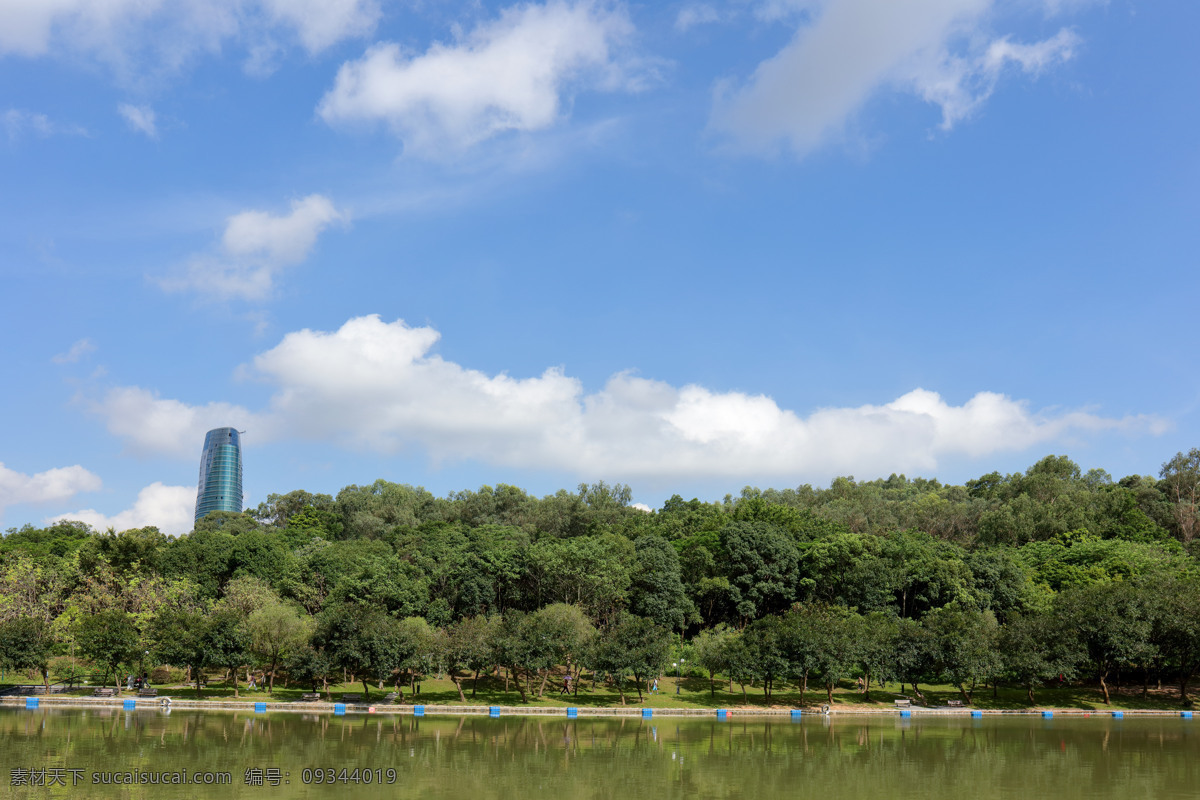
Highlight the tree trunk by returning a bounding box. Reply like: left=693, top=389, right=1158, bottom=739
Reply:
left=1027, top=683, right=1035, bottom=705
left=231, top=668, right=239, bottom=698
left=538, top=669, right=550, bottom=698
left=826, top=681, right=834, bottom=705
left=268, top=659, right=278, bottom=695
left=709, top=670, right=715, bottom=697
left=361, top=677, right=371, bottom=699
left=512, top=667, right=528, bottom=703
left=452, top=674, right=466, bottom=703
left=1099, top=670, right=1111, bottom=704
left=801, top=670, right=808, bottom=704
left=634, top=675, right=643, bottom=701
left=472, top=669, right=480, bottom=698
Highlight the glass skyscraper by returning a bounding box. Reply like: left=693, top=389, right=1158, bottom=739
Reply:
left=194, top=427, right=243, bottom=522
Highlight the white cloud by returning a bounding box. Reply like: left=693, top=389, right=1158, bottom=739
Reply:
left=260, top=0, right=381, bottom=54
left=48, top=482, right=196, bottom=536
left=711, top=0, right=1081, bottom=157
left=3, top=108, right=87, bottom=140
left=675, top=4, right=722, bottom=31
left=94, top=315, right=1165, bottom=484
left=0, top=0, right=379, bottom=78
left=157, top=194, right=347, bottom=301
left=52, top=338, right=96, bottom=364
left=117, top=102, right=158, bottom=138
left=0, top=462, right=103, bottom=516
left=94, top=386, right=263, bottom=458
left=318, top=1, right=639, bottom=155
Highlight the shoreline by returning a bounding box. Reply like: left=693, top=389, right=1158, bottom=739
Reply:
left=4, top=695, right=1195, bottom=718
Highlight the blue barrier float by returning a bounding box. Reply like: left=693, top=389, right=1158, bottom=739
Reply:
left=971, top=710, right=982, bottom=718
left=716, top=710, right=727, bottom=720
left=1182, top=711, right=1193, bottom=719
left=567, top=708, right=578, bottom=718
left=1042, top=711, right=1054, bottom=718
left=255, top=702, right=266, bottom=713
left=900, top=709, right=911, bottom=718
left=123, top=699, right=135, bottom=710
left=414, top=705, right=425, bottom=717
left=642, top=708, right=653, bottom=719
left=489, top=706, right=501, bottom=718
left=790, top=709, right=802, bottom=719
left=25, top=698, right=38, bottom=709
left=1112, top=711, right=1124, bottom=719
left=334, top=703, right=346, bottom=715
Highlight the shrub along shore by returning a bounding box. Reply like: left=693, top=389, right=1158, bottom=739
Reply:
left=2, top=451, right=1200, bottom=711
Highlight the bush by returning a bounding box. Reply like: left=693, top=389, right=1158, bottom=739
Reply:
left=150, top=665, right=184, bottom=684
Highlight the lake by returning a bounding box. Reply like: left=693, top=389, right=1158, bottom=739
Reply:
left=1, top=707, right=1196, bottom=799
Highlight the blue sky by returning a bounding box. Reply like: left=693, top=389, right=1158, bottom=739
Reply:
left=1, top=0, right=1196, bottom=534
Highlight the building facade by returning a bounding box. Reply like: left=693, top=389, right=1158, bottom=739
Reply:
left=194, top=427, right=243, bottom=522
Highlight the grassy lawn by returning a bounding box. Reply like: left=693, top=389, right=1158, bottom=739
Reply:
left=12, top=671, right=1191, bottom=711
left=9, top=671, right=1185, bottom=710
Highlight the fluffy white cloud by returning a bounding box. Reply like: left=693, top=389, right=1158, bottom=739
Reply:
left=49, top=482, right=196, bottom=536
left=260, top=0, right=380, bottom=54
left=711, top=0, right=1081, bottom=157
left=157, top=194, right=347, bottom=301
left=0, top=0, right=379, bottom=74
left=0, top=462, right=102, bottom=516
left=95, top=315, right=1165, bottom=483
left=117, top=103, right=157, bottom=138
left=319, top=1, right=638, bottom=154
left=95, top=386, right=263, bottom=458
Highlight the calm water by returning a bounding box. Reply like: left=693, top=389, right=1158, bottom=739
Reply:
left=1, top=708, right=1197, bottom=799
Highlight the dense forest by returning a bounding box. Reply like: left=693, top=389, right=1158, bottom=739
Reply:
left=2, top=450, right=1200, bottom=707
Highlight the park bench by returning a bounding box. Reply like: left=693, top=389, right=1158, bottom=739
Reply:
left=92, top=687, right=119, bottom=697
left=894, top=699, right=912, bottom=708
left=946, top=699, right=964, bottom=708
left=300, top=693, right=321, bottom=702
left=341, top=693, right=363, bottom=703
left=138, top=688, right=158, bottom=697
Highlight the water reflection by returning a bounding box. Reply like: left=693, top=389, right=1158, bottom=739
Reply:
left=0, top=709, right=1196, bottom=799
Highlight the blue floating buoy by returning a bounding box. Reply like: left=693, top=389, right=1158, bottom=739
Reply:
left=123, top=699, right=135, bottom=710
left=1181, top=711, right=1193, bottom=719
left=790, top=709, right=802, bottom=719
left=567, top=707, right=578, bottom=718
left=414, top=705, right=425, bottom=717
left=489, top=706, right=500, bottom=718
left=971, top=710, right=982, bottom=718
left=1042, top=711, right=1053, bottom=718
left=255, top=702, right=266, bottom=713
left=334, top=703, right=346, bottom=715
left=642, top=708, right=653, bottom=718
left=900, top=709, right=911, bottom=718
left=25, top=698, right=38, bottom=709
left=716, top=709, right=727, bottom=720
left=1111, top=711, right=1123, bottom=719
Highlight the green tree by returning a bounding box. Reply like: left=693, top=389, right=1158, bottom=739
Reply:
left=629, top=535, right=694, bottom=632
left=692, top=624, right=737, bottom=697
left=0, top=616, right=55, bottom=691
left=147, top=609, right=210, bottom=695
left=1000, top=611, right=1083, bottom=704
left=246, top=601, right=313, bottom=694
left=1160, top=449, right=1200, bottom=544
left=77, top=610, right=140, bottom=689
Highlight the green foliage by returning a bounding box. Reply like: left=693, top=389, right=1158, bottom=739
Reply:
left=76, top=610, right=140, bottom=687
